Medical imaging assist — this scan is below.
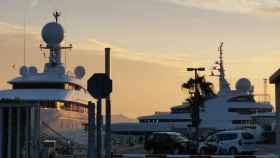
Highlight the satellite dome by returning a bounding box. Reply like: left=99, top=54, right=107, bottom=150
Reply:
left=235, top=78, right=251, bottom=92
left=29, top=66, right=38, bottom=75
left=74, top=66, right=86, bottom=79
left=19, top=66, right=29, bottom=76
left=41, top=22, right=64, bottom=45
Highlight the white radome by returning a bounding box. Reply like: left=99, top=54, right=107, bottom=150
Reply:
left=29, top=66, right=38, bottom=75
left=19, top=66, right=29, bottom=76
left=74, top=66, right=86, bottom=79
left=235, top=78, right=251, bottom=92
left=41, top=22, right=64, bottom=45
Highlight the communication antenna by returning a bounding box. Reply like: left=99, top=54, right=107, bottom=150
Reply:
left=218, top=41, right=224, bottom=76
left=60, top=10, right=72, bottom=68
left=263, top=78, right=268, bottom=102
left=210, top=41, right=231, bottom=93
left=40, top=11, right=72, bottom=68
left=53, top=11, right=61, bottom=23
left=264, top=78, right=268, bottom=95
left=23, top=1, right=28, bottom=66
left=64, top=42, right=67, bottom=68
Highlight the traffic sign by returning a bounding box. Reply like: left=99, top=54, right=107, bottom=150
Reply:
left=87, top=73, right=112, bottom=99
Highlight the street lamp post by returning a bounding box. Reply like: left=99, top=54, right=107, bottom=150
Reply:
left=187, top=67, right=205, bottom=142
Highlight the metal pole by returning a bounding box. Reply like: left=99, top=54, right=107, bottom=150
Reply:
left=187, top=67, right=205, bottom=144
left=105, top=48, right=111, bottom=158
left=88, top=101, right=96, bottom=158
left=194, top=70, right=199, bottom=142
left=0, top=109, right=3, bottom=157
left=24, top=108, right=28, bottom=158
left=96, top=98, right=103, bottom=158
left=105, top=48, right=111, bottom=76
left=276, top=82, right=280, bottom=146
left=26, top=107, right=31, bottom=158
left=16, top=108, right=21, bottom=158
left=8, top=108, right=12, bottom=158
left=34, top=104, right=40, bottom=158
left=30, top=106, right=35, bottom=158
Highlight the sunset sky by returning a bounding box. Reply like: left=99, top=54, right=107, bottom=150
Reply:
left=1, top=0, right=280, bottom=118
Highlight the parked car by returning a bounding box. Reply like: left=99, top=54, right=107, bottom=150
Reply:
left=144, top=132, right=196, bottom=154
left=198, top=130, right=256, bottom=155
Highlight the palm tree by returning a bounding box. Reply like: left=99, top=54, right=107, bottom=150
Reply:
left=182, top=75, right=216, bottom=108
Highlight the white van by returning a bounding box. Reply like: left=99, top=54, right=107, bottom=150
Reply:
left=198, top=130, right=256, bottom=155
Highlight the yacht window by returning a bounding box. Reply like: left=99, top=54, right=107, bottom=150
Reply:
left=232, top=120, right=256, bottom=125
left=56, top=101, right=64, bottom=110
left=228, top=108, right=271, bottom=114
left=64, top=83, right=81, bottom=90
left=158, top=119, right=191, bottom=123
left=41, top=101, right=56, bottom=108
left=139, top=119, right=191, bottom=123
left=40, top=101, right=87, bottom=113
left=13, top=82, right=82, bottom=90
left=227, top=95, right=255, bottom=102
left=13, top=83, right=64, bottom=89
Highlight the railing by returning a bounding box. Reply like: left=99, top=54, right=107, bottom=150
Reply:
left=254, top=94, right=271, bottom=104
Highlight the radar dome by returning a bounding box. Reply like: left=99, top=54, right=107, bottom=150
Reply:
left=41, top=22, right=64, bottom=45
left=19, top=66, right=29, bottom=76
left=74, top=66, right=86, bottom=79
left=29, top=66, right=38, bottom=75
left=235, top=78, right=251, bottom=92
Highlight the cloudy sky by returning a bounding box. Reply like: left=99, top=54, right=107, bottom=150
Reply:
left=1, top=0, right=280, bottom=117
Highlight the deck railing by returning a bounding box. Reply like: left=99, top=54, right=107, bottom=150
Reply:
left=254, top=94, right=271, bottom=104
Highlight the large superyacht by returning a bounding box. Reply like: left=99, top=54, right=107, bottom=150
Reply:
left=0, top=12, right=92, bottom=145
left=112, top=43, right=273, bottom=136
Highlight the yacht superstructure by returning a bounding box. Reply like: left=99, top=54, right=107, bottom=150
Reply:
left=112, top=42, right=273, bottom=134
left=0, top=12, right=92, bottom=145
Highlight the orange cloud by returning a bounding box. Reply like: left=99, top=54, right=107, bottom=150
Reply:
left=160, top=0, right=280, bottom=15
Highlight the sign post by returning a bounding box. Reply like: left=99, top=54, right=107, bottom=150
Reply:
left=88, top=101, right=96, bottom=158
left=105, top=48, right=112, bottom=158
left=96, top=98, right=102, bottom=158
left=87, top=73, right=113, bottom=158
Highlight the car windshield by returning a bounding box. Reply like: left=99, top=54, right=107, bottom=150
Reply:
left=170, top=134, right=189, bottom=142
left=242, top=133, right=254, bottom=140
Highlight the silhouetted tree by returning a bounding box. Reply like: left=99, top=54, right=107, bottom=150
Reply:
left=182, top=75, right=216, bottom=102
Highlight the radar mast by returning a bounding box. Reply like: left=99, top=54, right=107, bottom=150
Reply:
left=40, top=11, right=72, bottom=73
left=211, top=42, right=231, bottom=94
left=53, top=11, right=61, bottom=23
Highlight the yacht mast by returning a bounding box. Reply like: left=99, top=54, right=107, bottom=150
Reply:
left=40, top=11, right=72, bottom=73
left=217, top=42, right=231, bottom=94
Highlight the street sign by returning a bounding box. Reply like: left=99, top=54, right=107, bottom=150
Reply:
left=87, top=73, right=112, bottom=99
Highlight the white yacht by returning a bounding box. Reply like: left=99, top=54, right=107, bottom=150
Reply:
left=0, top=12, right=92, bottom=145
left=112, top=42, right=273, bottom=134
